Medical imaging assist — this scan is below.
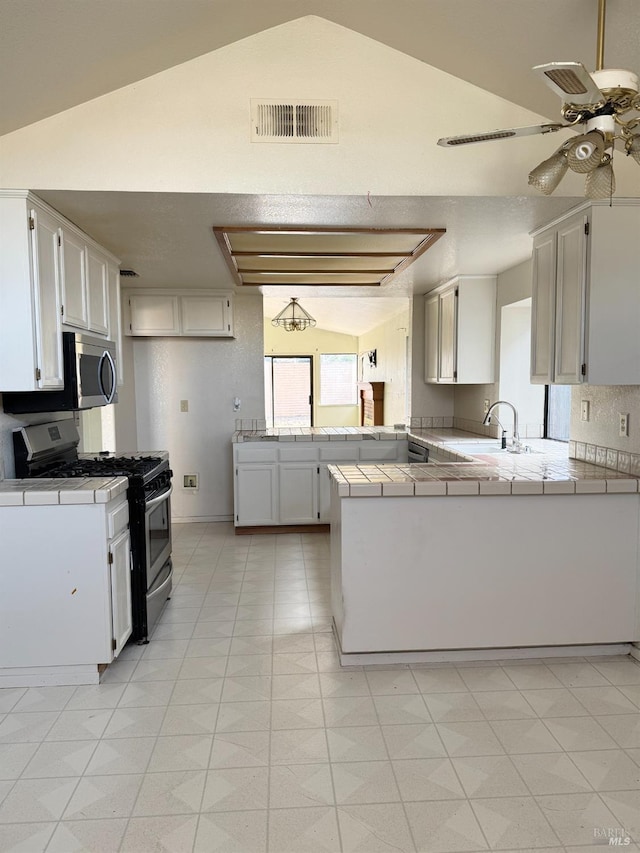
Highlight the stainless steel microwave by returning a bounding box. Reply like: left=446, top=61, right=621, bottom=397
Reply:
left=2, top=332, right=118, bottom=413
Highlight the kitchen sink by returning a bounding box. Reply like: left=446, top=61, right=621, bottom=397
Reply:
left=446, top=441, right=540, bottom=456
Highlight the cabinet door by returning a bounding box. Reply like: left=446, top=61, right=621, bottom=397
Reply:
left=31, top=207, right=64, bottom=388
left=424, top=295, right=440, bottom=383
left=438, top=288, right=457, bottom=382
left=86, top=247, right=109, bottom=335
left=109, top=528, right=132, bottom=658
left=236, top=464, right=278, bottom=525
left=128, top=293, right=180, bottom=336
left=530, top=231, right=556, bottom=384
left=107, top=263, right=124, bottom=385
left=554, top=215, right=587, bottom=384
left=181, top=295, right=233, bottom=336
left=279, top=463, right=319, bottom=524
left=59, top=226, right=88, bottom=329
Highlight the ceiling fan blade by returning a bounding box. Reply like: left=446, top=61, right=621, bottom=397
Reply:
left=533, top=62, right=604, bottom=106
left=437, top=123, right=567, bottom=147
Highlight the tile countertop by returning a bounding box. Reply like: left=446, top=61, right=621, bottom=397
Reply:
left=233, top=426, right=409, bottom=442
left=0, top=477, right=129, bottom=506
left=329, top=429, right=639, bottom=497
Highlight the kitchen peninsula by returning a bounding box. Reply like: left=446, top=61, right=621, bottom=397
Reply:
left=328, top=438, right=640, bottom=665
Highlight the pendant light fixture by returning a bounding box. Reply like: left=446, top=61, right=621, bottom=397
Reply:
left=271, top=298, right=317, bottom=332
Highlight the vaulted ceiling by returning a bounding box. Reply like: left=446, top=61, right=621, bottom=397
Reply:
left=2, top=1, right=638, bottom=335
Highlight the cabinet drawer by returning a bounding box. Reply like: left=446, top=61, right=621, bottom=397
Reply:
left=235, top=444, right=278, bottom=463
left=108, top=498, right=129, bottom=539
left=318, top=443, right=361, bottom=462
left=278, top=445, right=318, bottom=463
left=359, top=442, right=402, bottom=461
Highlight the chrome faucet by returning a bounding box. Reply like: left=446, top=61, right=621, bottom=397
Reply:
left=482, top=401, right=521, bottom=451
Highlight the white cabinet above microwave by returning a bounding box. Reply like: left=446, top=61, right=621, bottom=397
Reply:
left=0, top=190, right=121, bottom=393
left=124, top=290, right=234, bottom=337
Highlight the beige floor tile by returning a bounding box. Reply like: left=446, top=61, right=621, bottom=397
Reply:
left=405, top=799, right=488, bottom=851
left=269, top=763, right=335, bottom=808
left=569, top=749, right=640, bottom=791
left=201, top=766, right=269, bottom=812
left=437, top=721, right=505, bottom=757
left=491, top=719, right=564, bottom=754
left=120, top=814, right=198, bottom=853
left=0, top=743, right=39, bottom=780
left=133, top=768, right=206, bottom=815
left=63, top=773, right=143, bottom=820
left=537, top=792, right=622, bottom=845
left=412, top=666, right=469, bottom=694
left=209, top=730, right=270, bottom=768
left=453, top=754, right=530, bottom=798
left=44, top=817, right=127, bottom=853
left=0, top=776, right=78, bottom=823
left=338, top=802, right=416, bottom=852
left=148, top=734, right=213, bottom=772
left=511, top=752, right=592, bottom=794
left=21, top=739, right=97, bottom=778
left=544, top=716, right=620, bottom=751
left=268, top=806, right=341, bottom=853
left=520, top=688, right=590, bottom=718
left=393, top=756, right=465, bottom=800
left=382, top=723, right=447, bottom=759
left=0, top=822, right=55, bottom=853
left=472, top=691, right=538, bottom=721
left=271, top=728, right=329, bottom=764
left=194, top=810, right=267, bottom=853
left=327, top=726, right=387, bottom=762
left=471, top=795, right=561, bottom=848
left=332, top=760, right=401, bottom=804
left=373, top=694, right=432, bottom=725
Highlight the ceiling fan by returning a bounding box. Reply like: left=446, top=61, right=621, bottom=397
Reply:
left=437, top=0, right=640, bottom=199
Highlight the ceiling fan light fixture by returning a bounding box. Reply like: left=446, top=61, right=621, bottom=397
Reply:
left=528, top=148, right=569, bottom=195
left=271, top=297, right=317, bottom=332
left=626, top=134, right=640, bottom=165
left=584, top=157, right=616, bottom=199
left=567, top=131, right=606, bottom=172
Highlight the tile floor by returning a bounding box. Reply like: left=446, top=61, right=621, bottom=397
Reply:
left=1, top=522, right=640, bottom=852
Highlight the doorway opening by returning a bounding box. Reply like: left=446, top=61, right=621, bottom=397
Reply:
left=264, top=356, right=313, bottom=428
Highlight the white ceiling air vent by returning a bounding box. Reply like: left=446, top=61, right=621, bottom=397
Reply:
left=251, top=99, right=338, bottom=143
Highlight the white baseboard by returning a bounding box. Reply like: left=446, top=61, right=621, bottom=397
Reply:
left=172, top=515, right=233, bottom=524
left=0, top=664, right=101, bottom=687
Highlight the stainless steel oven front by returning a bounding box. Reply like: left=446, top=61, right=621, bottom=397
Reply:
left=145, top=483, right=173, bottom=592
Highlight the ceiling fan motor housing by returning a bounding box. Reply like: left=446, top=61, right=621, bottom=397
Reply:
left=590, top=68, right=639, bottom=98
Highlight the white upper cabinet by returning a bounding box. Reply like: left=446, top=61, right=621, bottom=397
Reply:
left=0, top=191, right=120, bottom=393
left=86, top=246, right=109, bottom=336
left=424, top=275, right=496, bottom=384
left=0, top=194, right=64, bottom=391
left=530, top=202, right=640, bottom=385
left=125, top=290, right=234, bottom=337
left=60, top=223, right=113, bottom=336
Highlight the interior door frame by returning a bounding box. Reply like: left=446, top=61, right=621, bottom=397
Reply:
left=265, top=354, right=314, bottom=428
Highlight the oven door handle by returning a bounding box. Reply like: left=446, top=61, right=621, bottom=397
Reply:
left=146, top=484, right=173, bottom=512
left=98, top=350, right=118, bottom=404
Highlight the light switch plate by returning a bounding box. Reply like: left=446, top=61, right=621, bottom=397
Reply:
left=619, top=412, right=629, bottom=437
left=180, top=400, right=189, bottom=413
left=581, top=400, right=590, bottom=422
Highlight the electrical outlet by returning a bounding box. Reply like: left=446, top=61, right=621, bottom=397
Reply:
left=180, top=400, right=189, bottom=413
left=183, top=474, right=198, bottom=488
left=619, top=412, right=629, bottom=437
left=581, top=400, right=590, bottom=422
left=483, top=399, right=491, bottom=415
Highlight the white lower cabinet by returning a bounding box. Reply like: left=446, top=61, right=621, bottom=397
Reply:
left=234, top=439, right=407, bottom=527
left=0, top=492, right=132, bottom=686
left=109, top=526, right=133, bottom=657
left=279, top=464, right=319, bottom=524
left=235, top=463, right=279, bottom=525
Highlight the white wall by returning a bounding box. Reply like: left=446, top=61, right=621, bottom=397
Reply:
left=570, top=386, right=640, bottom=457
left=499, top=300, right=545, bottom=438
left=0, top=17, right=568, bottom=198
left=133, top=293, right=264, bottom=521
left=358, top=304, right=410, bottom=425
left=264, top=321, right=359, bottom=427
left=453, top=259, right=533, bottom=430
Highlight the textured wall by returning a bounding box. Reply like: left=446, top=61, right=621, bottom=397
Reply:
left=570, top=385, right=640, bottom=456
left=359, top=304, right=410, bottom=425
left=133, top=293, right=264, bottom=521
